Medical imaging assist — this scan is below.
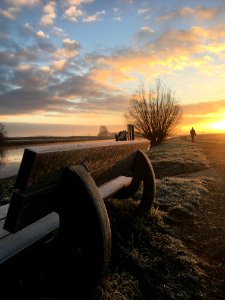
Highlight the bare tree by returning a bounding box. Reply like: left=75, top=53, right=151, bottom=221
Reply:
left=0, top=123, right=7, bottom=143
left=125, top=79, right=182, bottom=146
left=98, top=125, right=109, bottom=137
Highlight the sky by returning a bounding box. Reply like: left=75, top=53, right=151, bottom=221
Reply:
left=1, top=0, right=225, bottom=136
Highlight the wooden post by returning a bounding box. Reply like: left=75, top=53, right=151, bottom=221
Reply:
left=127, top=124, right=134, bottom=140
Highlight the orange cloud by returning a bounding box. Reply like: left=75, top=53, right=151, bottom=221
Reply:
left=40, top=1, right=57, bottom=27
left=36, top=30, right=49, bottom=39
left=6, top=0, right=39, bottom=6
left=0, top=7, right=20, bottom=19
left=51, top=59, right=67, bottom=71
left=86, top=21, right=225, bottom=95
left=179, top=99, right=225, bottom=133
left=63, top=5, right=83, bottom=21
left=156, top=6, right=217, bottom=22
left=53, top=39, right=80, bottom=59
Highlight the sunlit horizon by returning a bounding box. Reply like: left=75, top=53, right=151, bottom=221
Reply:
left=3, top=120, right=225, bottom=138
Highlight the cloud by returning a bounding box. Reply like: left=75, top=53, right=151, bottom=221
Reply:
left=138, top=8, right=151, bottom=14
left=52, top=26, right=67, bottom=38
left=16, top=64, right=33, bottom=71
left=135, top=26, right=155, bottom=41
left=40, top=66, right=51, bottom=73
left=63, top=5, right=83, bottom=22
left=0, top=23, right=60, bottom=80
left=182, top=99, right=225, bottom=115
left=0, top=7, right=20, bottom=20
left=140, top=26, right=154, bottom=33
left=0, top=61, right=129, bottom=117
left=67, top=93, right=129, bottom=113
left=4, top=17, right=225, bottom=121
left=83, top=10, right=105, bottom=22
left=63, top=0, right=104, bottom=23
left=112, top=6, right=123, bottom=22
left=53, top=38, right=81, bottom=60
left=5, top=0, right=40, bottom=7
left=1, top=1, right=225, bottom=123
left=65, top=0, right=94, bottom=5
left=51, top=59, right=67, bottom=71
left=0, top=64, right=66, bottom=115
left=56, top=74, right=130, bottom=113
left=132, top=21, right=225, bottom=74
left=113, top=16, right=122, bottom=22
left=16, top=44, right=53, bottom=62
left=40, top=1, right=57, bottom=27
left=0, top=48, right=36, bottom=67
left=23, top=22, right=33, bottom=32
left=150, top=24, right=225, bottom=68
left=88, top=59, right=133, bottom=85
left=11, top=64, right=54, bottom=90
left=64, top=5, right=105, bottom=23
left=0, top=88, right=66, bottom=114
left=17, top=22, right=35, bottom=37
left=79, top=21, right=225, bottom=95
left=180, top=99, right=225, bottom=129
left=0, top=36, right=55, bottom=73
left=36, top=30, right=49, bottom=39
left=64, top=38, right=79, bottom=46
left=156, top=6, right=217, bottom=22
left=0, top=52, right=17, bottom=68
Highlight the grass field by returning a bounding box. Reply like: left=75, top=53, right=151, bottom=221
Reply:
left=0, top=134, right=224, bottom=299
left=95, top=136, right=214, bottom=299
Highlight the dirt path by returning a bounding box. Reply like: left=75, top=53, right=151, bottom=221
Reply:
left=172, top=141, right=225, bottom=299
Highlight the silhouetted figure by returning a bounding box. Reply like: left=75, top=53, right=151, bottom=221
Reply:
left=190, top=127, right=196, bottom=142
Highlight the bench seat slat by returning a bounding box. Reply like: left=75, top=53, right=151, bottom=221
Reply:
left=0, top=220, right=10, bottom=239
left=99, top=176, right=132, bottom=199
left=0, top=205, right=10, bottom=239
left=0, top=204, right=9, bottom=221
left=0, top=212, right=59, bottom=264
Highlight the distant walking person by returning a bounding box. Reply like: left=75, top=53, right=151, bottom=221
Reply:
left=190, top=127, right=196, bottom=142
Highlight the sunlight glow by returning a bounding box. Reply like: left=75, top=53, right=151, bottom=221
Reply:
left=208, top=119, right=225, bottom=131
left=180, top=118, right=225, bottom=135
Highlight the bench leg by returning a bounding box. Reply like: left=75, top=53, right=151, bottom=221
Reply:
left=115, top=150, right=156, bottom=216
left=55, top=164, right=111, bottom=296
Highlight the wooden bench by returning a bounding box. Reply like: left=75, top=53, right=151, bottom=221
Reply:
left=115, top=130, right=128, bottom=141
left=0, top=140, right=156, bottom=297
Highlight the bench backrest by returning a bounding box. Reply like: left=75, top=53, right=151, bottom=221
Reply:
left=14, top=140, right=149, bottom=191
left=4, top=140, right=149, bottom=232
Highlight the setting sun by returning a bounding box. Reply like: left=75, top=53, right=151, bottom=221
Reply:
left=209, top=119, right=225, bottom=131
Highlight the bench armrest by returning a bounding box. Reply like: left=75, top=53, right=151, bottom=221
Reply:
left=0, top=212, right=59, bottom=264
